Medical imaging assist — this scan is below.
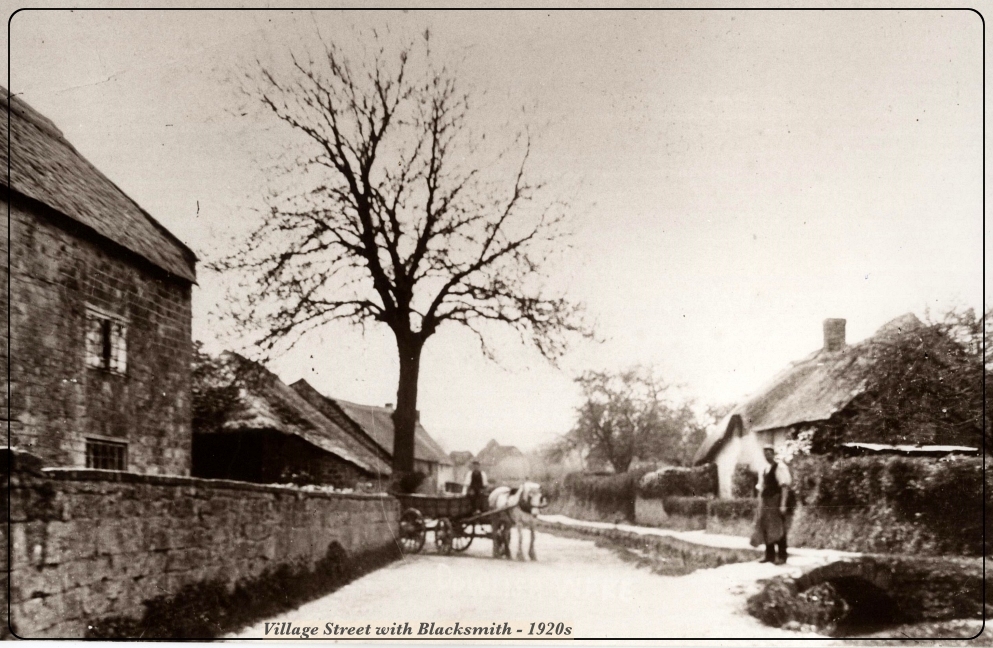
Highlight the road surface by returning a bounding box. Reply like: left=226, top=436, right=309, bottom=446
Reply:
left=230, top=530, right=824, bottom=640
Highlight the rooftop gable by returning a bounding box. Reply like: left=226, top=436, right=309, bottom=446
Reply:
left=1, top=88, right=196, bottom=282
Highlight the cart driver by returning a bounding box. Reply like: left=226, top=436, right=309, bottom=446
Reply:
left=463, top=460, right=489, bottom=513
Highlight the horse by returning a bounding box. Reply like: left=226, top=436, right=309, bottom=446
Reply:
left=487, top=481, right=547, bottom=561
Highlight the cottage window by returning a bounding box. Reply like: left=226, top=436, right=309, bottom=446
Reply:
left=85, top=307, right=127, bottom=374
left=85, top=439, right=128, bottom=471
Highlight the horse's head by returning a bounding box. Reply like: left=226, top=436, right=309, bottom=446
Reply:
left=520, top=481, right=548, bottom=512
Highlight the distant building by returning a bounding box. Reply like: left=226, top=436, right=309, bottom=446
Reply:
left=693, top=315, right=979, bottom=497
left=290, top=380, right=454, bottom=493
left=3, top=88, right=197, bottom=474
left=475, top=439, right=530, bottom=486
left=449, top=450, right=476, bottom=486
left=192, top=354, right=390, bottom=488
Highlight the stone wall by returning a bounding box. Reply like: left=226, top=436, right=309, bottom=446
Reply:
left=6, top=192, right=193, bottom=474
left=3, top=451, right=400, bottom=638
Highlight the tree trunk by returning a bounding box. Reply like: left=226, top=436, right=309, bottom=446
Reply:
left=392, top=334, right=423, bottom=477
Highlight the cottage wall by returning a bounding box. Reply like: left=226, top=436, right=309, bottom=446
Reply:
left=3, top=452, right=400, bottom=638
left=714, top=428, right=768, bottom=498
left=6, top=194, right=193, bottom=474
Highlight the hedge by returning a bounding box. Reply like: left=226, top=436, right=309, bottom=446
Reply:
left=661, top=496, right=710, bottom=517
left=553, top=467, right=655, bottom=521
left=788, top=454, right=988, bottom=556
left=638, top=463, right=718, bottom=499
left=708, top=497, right=757, bottom=521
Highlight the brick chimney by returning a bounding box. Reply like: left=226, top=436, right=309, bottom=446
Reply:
left=823, top=318, right=846, bottom=352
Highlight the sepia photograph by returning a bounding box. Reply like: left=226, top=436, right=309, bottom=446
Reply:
left=1, top=6, right=986, bottom=643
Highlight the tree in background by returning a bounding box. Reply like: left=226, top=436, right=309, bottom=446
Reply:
left=213, top=31, right=588, bottom=481
left=826, top=308, right=988, bottom=452
left=548, top=367, right=708, bottom=473
left=191, top=343, right=240, bottom=437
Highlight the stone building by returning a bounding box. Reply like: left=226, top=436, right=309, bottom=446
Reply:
left=2, top=88, right=197, bottom=475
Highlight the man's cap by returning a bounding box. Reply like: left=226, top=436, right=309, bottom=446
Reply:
left=763, top=444, right=775, bottom=450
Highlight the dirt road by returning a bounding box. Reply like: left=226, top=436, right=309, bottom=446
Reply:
left=230, top=530, right=825, bottom=640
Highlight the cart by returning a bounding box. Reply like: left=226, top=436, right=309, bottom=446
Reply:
left=395, top=493, right=514, bottom=556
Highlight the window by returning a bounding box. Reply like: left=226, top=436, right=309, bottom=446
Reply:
left=85, top=439, right=128, bottom=471
left=85, top=306, right=127, bottom=374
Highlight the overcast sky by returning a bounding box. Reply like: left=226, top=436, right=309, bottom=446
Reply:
left=7, top=9, right=984, bottom=454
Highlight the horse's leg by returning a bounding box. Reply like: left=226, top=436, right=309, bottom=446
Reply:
left=528, top=520, right=537, bottom=561
left=516, top=517, right=526, bottom=561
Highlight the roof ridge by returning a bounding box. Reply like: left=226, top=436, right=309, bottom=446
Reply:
left=2, top=87, right=197, bottom=282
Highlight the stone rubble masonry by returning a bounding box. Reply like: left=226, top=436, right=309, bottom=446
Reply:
left=2, top=450, right=401, bottom=638
left=5, top=193, right=193, bottom=474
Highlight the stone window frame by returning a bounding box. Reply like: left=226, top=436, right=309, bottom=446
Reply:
left=85, top=304, right=128, bottom=375
left=85, top=437, right=128, bottom=471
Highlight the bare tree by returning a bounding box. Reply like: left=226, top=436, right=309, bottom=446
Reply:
left=213, top=31, right=588, bottom=480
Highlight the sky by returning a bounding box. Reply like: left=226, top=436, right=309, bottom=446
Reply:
left=5, top=8, right=985, bottom=455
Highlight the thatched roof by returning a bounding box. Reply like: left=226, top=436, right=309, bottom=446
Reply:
left=331, top=398, right=453, bottom=466
left=693, top=313, right=924, bottom=465
left=213, top=354, right=390, bottom=475
left=0, top=88, right=196, bottom=282
left=290, top=379, right=393, bottom=466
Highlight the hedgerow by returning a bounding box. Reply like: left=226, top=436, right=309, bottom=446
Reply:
left=556, top=466, right=655, bottom=521
left=788, top=454, right=988, bottom=556
left=661, top=496, right=709, bottom=517
left=637, top=463, right=718, bottom=499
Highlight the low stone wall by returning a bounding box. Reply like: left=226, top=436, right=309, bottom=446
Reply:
left=3, top=451, right=400, bottom=638
left=534, top=516, right=760, bottom=569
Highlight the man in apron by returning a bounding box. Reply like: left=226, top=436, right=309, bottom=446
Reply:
left=751, top=444, right=793, bottom=564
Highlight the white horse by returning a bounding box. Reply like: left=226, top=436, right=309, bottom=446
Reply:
left=488, top=481, right=547, bottom=561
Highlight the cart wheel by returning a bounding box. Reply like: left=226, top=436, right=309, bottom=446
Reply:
left=435, top=517, right=454, bottom=555
left=452, top=520, right=474, bottom=553
left=399, top=508, right=426, bottom=554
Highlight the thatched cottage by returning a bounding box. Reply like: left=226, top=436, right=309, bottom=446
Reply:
left=693, top=314, right=977, bottom=498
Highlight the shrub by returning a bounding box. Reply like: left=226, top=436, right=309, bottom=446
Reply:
left=661, top=496, right=709, bottom=517
left=638, top=463, right=718, bottom=499
left=708, top=497, right=757, bottom=521
left=731, top=463, right=758, bottom=498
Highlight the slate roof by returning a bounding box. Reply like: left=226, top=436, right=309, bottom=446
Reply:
left=1, top=88, right=196, bottom=282
left=330, top=398, right=452, bottom=466
left=693, top=313, right=924, bottom=465
left=211, top=354, right=391, bottom=475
